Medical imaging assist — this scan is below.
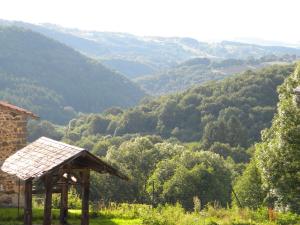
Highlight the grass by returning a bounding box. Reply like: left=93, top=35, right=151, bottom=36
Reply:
left=0, top=207, right=142, bottom=225
left=0, top=203, right=299, bottom=225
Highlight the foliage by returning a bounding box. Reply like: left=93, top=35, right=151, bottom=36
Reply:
left=233, top=160, right=266, bottom=209
left=90, top=136, right=184, bottom=203
left=4, top=20, right=300, bottom=81
left=57, top=64, right=296, bottom=210
left=148, top=151, right=232, bottom=210
left=208, top=142, right=249, bottom=163
left=27, top=120, right=64, bottom=142
left=0, top=207, right=142, bottom=225
left=255, top=62, right=300, bottom=213
left=1, top=203, right=299, bottom=225
left=136, top=56, right=295, bottom=95
left=0, top=26, right=145, bottom=124
left=101, top=58, right=156, bottom=79
left=66, top=64, right=294, bottom=149
left=52, top=187, right=82, bottom=209
left=66, top=135, right=233, bottom=209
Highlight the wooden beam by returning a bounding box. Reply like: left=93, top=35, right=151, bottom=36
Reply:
left=81, top=169, right=90, bottom=225
left=60, top=178, right=69, bottom=225
left=43, top=175, right=53, bottom=225
left=32, top=188, right=62, bottom=194
left=24, top=179, right=33, bottom=225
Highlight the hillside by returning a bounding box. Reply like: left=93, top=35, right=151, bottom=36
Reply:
left=136, top=56, right=296, bottom=95
left=65, top=64, right=294, bottom=147
left=100, top=58, right=156, bottom=79
left=25, top=63, right=300, bottom=215
left=50, top=63, right=294, bottom=207
left=1, top=20, right=300, bottom=79
left=0, top=27, right=145, bottom=123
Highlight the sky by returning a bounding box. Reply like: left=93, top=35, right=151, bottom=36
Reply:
left=1, top=0, right=299, bottom=44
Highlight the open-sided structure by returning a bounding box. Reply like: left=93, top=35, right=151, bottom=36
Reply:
left=1, top=137, right=128, bottom=225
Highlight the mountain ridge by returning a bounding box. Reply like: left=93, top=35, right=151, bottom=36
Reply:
left=0, top=26, right=145, bottom=123
left=1, top=19, right=300, bottom=79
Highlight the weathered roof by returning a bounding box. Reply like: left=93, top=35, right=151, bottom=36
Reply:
left=1, top=137, right=128, bottom=181
left=0, top=101, right=38, bottom=119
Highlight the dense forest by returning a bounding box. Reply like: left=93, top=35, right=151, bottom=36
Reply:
left=233, top=63, right=300, bottom=214
left=0, top=26, right=145, bottom=123
left=136, top=55, right=296, bottom=95
left=28, top=63, right=300, bottom=213
left=64, top=64, right=294, bottom=146
left=1, top=19, right=300, bottom=223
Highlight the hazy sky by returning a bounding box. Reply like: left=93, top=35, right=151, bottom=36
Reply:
left=1, top=0, right=299, bottom=43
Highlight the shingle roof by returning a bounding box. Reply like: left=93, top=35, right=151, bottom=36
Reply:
left=0, top=101, right=38, bottom=119
left=1, top=137, right=128, bottom=181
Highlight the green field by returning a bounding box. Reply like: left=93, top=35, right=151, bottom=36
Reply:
left=1, top=204, right=300, bottom=225
left=0, top=208, right=142, bottom=225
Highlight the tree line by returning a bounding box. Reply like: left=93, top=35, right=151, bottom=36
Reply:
left=27, top=63, right=300, bottom=213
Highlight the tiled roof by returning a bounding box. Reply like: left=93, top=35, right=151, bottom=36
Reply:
left=0, top=101, right=38, bottom=119
left=1, top=137, right=128, bottom=181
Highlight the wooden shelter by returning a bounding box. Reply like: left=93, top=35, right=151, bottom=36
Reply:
left=1, top=137, right=128, bottom=225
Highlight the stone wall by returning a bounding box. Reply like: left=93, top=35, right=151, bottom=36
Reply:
left=0, top=107, right=28, bottom=207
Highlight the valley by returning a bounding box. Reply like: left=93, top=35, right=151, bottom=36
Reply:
left=0, top=11, right=300, bottom=225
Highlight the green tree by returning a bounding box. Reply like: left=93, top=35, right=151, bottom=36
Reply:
left=88, top=115, right=110, bottom=134
left=226, top=116, right=247, bottom=147
left=256, top=62, right=300, bottom=212
left=202, top=120, right=227, bottom=148
left=233, top=160, right=265, bottom=209
left=27, top=120, right=63, bottom=142
left=148, top=151, right=232, bottom=210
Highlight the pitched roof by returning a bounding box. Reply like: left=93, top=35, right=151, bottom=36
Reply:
left=1, top=137, right=128, bottom=181
left=0, top=101, right=38, bottom=119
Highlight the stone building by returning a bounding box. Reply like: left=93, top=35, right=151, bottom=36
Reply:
left=0, top=101, right=38, bottom=206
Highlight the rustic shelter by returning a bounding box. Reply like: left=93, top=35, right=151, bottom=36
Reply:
left=1, top=136, right=128, bottom=225
left=0, top=101, right=38, bottom=207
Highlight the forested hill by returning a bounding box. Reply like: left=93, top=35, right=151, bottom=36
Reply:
left=65, top=64, right=294, bottom=149
left=135, top=56, right=296, bottom=95
left=0, top=26, right=145, bottom=124
left=1, top=20, right=300, bottom=79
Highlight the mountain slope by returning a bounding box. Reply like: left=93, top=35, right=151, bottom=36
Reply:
left=100, top=58, right=156, bottom=79
left=65, top=64, right=295, bottom=147
left=1, top=20, right=300, bottom=79
left=0, top=26, right=145, bottom=123
left=136, top=57, right=295, bottom=95
left=35, top=24, right=300, bottom=62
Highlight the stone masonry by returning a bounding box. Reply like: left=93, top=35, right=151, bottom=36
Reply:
left=0, top=103, right=37, bottom=207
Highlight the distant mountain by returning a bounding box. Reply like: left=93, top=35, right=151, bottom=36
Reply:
left=100, top=58, right=155, bottom=79
left=0, top=26, right=145, bottom=123
left=232, top=37, right=300, bottom=48
left=135, top=56, right=297, bottom=95
left=1, top=20, right=300, bottom=79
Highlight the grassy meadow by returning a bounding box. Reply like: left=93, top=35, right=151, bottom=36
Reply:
left=0, top=203, right=300, bottom=225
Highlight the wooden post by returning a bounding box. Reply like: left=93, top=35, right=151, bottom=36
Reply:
left=24, top=179, right=33, bottom=225
left=18, top=179, right=21, bottom=217
left=43, top=175, right=53, bottom=225
left=81, top=169, right=90, bottom=225
left=60, top=178, right=68, bottom=225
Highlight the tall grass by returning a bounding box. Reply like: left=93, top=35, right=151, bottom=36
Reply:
left=0, top=203, right=299, bottom=225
